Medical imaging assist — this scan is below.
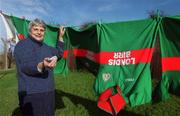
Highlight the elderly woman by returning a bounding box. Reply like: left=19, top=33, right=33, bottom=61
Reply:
left=14, top=18, right=65, bottom=116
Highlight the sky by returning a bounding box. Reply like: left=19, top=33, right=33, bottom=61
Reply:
left=0, top=0, right=180, bottom=53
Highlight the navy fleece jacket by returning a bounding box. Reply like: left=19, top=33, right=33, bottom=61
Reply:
left=14, top=36, right=64, bottom=94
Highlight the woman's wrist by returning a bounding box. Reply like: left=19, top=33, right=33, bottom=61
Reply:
left=59, top=37, right=64, bottom=42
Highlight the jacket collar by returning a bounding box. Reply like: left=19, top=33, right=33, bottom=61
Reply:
left=28, top=35, right=43, bottom=46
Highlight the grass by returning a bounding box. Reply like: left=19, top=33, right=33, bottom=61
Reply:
left=0, top=70, right=180, bottom=116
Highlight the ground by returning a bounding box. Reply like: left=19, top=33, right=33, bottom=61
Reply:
left=0, top=70, right=180, bottom=116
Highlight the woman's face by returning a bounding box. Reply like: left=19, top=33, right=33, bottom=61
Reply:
left=29, top=25, right=45, bottom=42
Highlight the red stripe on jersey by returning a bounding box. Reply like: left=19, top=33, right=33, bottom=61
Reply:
left=63, top=48, right=154, bottom=64
left=162, top=57, right=180, bottom=72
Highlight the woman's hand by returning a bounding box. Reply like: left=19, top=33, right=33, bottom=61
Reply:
left=59, top=26, right=66, bottom=41
left=44, top=56, right=57, bottom=68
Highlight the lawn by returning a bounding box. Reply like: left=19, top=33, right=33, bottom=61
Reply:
left=0, top=70, right=180, bottom=116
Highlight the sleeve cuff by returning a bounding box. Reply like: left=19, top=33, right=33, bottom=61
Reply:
left=37, top=62, right=44, bottom=73
left=37, top=66, right=43, bottom=73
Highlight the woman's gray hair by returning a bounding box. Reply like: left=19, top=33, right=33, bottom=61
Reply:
left=28, top=18, right=46, bottom=32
